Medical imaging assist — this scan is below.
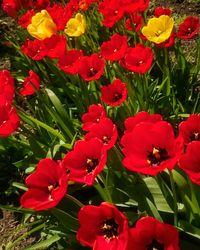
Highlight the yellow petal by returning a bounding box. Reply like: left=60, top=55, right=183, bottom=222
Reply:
left=142, top=15, right=174, bottom=44
left=27, top=10, right=57, bottom=40
left=64, top=13, right=86, bottom=37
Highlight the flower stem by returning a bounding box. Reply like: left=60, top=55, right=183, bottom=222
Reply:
left=95, top=176, right=113, bottom=203
left=169, top=170, right=178, bottom=226
left=65, top=194, right=84, bottom=208
left=187, top=177, right=200, bottom=215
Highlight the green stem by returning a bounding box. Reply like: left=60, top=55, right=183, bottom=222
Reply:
left=163, top=48, right=171, bottom=96
left=143, top=74, right=149, bottom=110
left=99, top=174, right=113, bottom=203
left=94, top=177, right=112, bottom=203
left=188, top=177, right=200, bottom=215
left=65, top=194, right=84, bottom=208
left=169, top=170, right=178, bottom=226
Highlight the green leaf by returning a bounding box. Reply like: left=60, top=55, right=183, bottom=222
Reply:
left=23, top=235, right=61, bottom=250
left=143, top=177, right=173, bottom=213
left=0, top=204, right=35, bottom=214
left=19, top=111, right=65, bottom=142
left=45, top=89, right=75, bottom=140
left=28, top=136, right=46, bottom=158
left=12, top=182, right=28, bottom=191
left=50, top=208, right=79, bottom=232
left=178, top=220, right=200, bottom=240
left=46, top=89, right=74, bottom=128
left=145, top=197, right=163, bottom=222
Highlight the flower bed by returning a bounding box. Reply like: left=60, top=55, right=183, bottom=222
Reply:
left=0, top=0, right=200, bottom=249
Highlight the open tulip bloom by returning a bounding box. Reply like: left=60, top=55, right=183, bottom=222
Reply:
left=27, top=10, right=57, bottom=40
left=1, top=0, right=200, bottom=248
left=121, top=121, right=184, bottom=175
left=20, top=158, right=68, bottom=211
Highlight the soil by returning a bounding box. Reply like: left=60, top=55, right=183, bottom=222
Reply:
left=154, top=0, right=200, bottom=15
left=0, top=9, right=13, bottom=70
left=0, top=210, right=36, bottom=250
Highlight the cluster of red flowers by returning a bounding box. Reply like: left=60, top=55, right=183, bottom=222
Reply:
left=179, top=114, right=200, bottom=185
left=20, top=104, right=118, bottom=208
left=1, top=0, right=200, bottom=248
left=0, top=68, right=41, bottom=137
left=121, top=112, right=200, bottom=182
left=100, top=34, right=153, bottom=74
left=13, top=0, right=198, bottom=92
left=2, top=0, right=50, bottom=17
left=0, top=70, right=19, bottom=137
left=62, top=104, right=118, bottom=185
left=77, top=202, right=180, bottom=250
left=20, top=106, right=200, bottom=212
left=98, top=0, right=149, bottom=28
left=22, top=34, right=67, bottom=60
left=21, top=166, right=180, bottom=248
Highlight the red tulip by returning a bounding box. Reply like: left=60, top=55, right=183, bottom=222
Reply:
left=0, top=102, right=20, bottom=137
left=62, top=138, right=107, bottom=186
left=121, top=121, right=184, bottom=175
left=177, top=16, right=199, bottom=39
left=0, top=70, right=15, bottom=104
left=179, top=114, right=200, bottom=144
left=179, top=141, right=200, bottom=186
left=100, top=34, right=128, bottom=61
left=19, top=70, right=40, bottom=96
left=124, top=111, right=162, bottom=133
left=20, top=158, right=68, bottom=211
left=128, top=216, right=180, bottom=250
left=77, top=202, right=130, bottom=250
left=81, top=104, right=106, bottom=131
left=77, top=54, right=105, bottom=81
left=120, top=44, right=153, bottom=74
left=58, top=49, right=84, bottom=74
left=85, top=118, right=118, bottom=150
left=101, top=79, right=128, bottom=107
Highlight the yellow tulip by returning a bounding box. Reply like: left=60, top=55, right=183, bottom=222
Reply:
left=27, top=10, right=57, bottom=40
left=64, top=13, right=86, bottom=37
left=142, top=15, right=174, bottom=44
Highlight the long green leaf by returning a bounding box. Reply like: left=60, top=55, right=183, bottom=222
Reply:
left=50, top=208, right=79, bottom=232
left=23, top=235, right=61, bottom=250
left=19, top=111, right=65, bottom=142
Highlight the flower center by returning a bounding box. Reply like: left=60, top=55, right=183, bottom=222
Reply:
left=113, top=92, right=122, bottom=101
left=48, top=185, right=54, bottom=192
left=48, top=183, right=58, bottom=200
left=147, top=147, right=169, bottom=167
left=89, top=67, right=98, bottom=77
left=101, top=218, right=119, bottom=240
left=147, top=239, right=164, bottom=250
left=191, top=132, right=200, bottom=141
left=85, top=158, right=99, bottom=173
left=155, top=30, right=163, bottom=36
left=187, top=27, right=192, bottom=33
left=102, top=135, right=110, bottom=144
